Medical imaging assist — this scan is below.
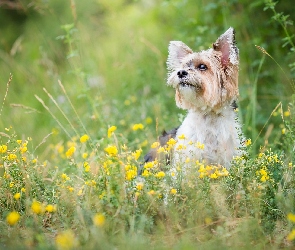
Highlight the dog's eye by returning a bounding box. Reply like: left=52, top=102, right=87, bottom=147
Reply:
left=197, top=64, right=207, bottom=71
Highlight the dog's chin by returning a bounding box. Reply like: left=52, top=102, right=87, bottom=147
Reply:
left=178, top=80, right=201, bottom=92
left=179, top=81, right=195, bottom=88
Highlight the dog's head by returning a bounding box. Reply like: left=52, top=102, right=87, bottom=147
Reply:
left=167, top=27, right=239, bottom=113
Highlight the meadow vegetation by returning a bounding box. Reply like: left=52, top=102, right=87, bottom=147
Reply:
left=0, top=0, right=295, bottom=249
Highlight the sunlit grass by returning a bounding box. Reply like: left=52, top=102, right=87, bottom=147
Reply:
left=1, top=0, right=295, bottom=249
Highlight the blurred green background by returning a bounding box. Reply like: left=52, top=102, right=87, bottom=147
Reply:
left=0, top=0, right=294, bottom=157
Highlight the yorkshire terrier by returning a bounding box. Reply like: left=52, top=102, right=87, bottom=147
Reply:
left=144, top=27, right=242, bottom=170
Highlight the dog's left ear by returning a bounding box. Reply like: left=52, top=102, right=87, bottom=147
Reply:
left=213, top=27, right=239, bottom=68
left=167, top=41, right=193, bottom=71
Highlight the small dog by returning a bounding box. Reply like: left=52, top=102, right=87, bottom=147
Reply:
left=144, top=27, right=242, bottom=170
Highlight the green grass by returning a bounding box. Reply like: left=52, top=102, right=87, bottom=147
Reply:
left=1, top=0, right=295, bottom=249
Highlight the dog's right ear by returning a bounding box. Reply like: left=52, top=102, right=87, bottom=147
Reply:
left=167, top=41, right=193, bottom=71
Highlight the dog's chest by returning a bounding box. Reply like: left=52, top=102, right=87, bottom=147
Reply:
left=174, top=109, right=241, bottom=167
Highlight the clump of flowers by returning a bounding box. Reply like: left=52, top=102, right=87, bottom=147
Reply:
left=197, top=162, right=229, bottom=179
left=45, top=204, right=57, bottom=213
left=104, top=145, right=118, bottom=156
left=108, top=126, right=117, bottom=138
left=125, top=165, right=137, bottom=181
left=132, top=123, right=144, bottom=131
left=66, top=146, right=76, bottom=158
left=93, top=213, right=105, bottom=227
left=154, top=171, right=165, bottom=178
left=55, top=230, right=77, bottom=250
left=0, top=144, right=7, bottom=153
left=245, top=139, right=252, bottom=146
left=132, top=149, right=142, bottom=161
left=80, top=134, right=90, bottom=143
left=31, top=200, right=44, bottom=215
left=6, top=211, right=20, bottom=226
left=256, top=167, right=270, bottom=182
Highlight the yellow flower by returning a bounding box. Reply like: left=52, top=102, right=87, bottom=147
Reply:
left=196, top=142, right=205, bottom=150
left=284, top=110, right=290, bottom=117
left=107, top=126, right=117, bottom=138
left=17, top=140, right=22, bottom=145
left=104, top=145, right=118, bottom=156
left=31, top=200, right=43, bottom=215
left=84, top=162, right=90, bottom=172
left=46, top=204, right=57, bottom=213
left=136, top=182, right=144, bottom=191
left=148, top=190, right=155, bottom=195
left=9, top=182, right=14, bottom=188
left=32, top=158, right=37, bottom=164
left=209, top=173, right=218, bottom=179
left=57, top=145, right=64, bottom=154
left=52, top=128, right=59, bottom=135
left=157, top=147, right=166, bottom=153
left=258, top=167, right=269, bottom=182
left=245, top=139, right=252, bottom=146
left=124, top=99, right=131, bottom=106
left=205, top=217, right=212, bottom=225
left=8, top=153, right=17, bottom=161
left=61, top=173, right=70, bottom=181
left=151, top=142, right=160, bottom=148
left=287, top=229, right=295, bottom=241
left=6, top=211, right=20, bottom=226
left=77, top=189, right=83, bottom=196
left=14, top=193, right=21, bottom=200
left=56, top=230, right=77, bottom=250
left=287, top=213, right=295, bottom=223
left=260, top=175, right=269, bottom=182
left=140, top=139, right=148, bottom=147
left=144, top=161, right=154, bottom=169
left=82, top=153, right=88, bottom=159
left=145, top=117, right=153, bottom=124
left=21, top=187, right=26, bottom=193
left=132, top=123, right=144, bottom=131
left=132, top=149, right=142, bottom=160
left=5, top=127, right=11, bottom=131
left=178, top=134, right=186, bottom=140
left=167, top=138, right=177, bottom=146
left=142, top=169, right=150, bottom=177
left=176, top=144, right=186, bottom=150
left=66, top=146, right=76, bottom=158
left=93, top=213, right=105, bottom=227
left=68, top=187, right=74, bottom=192
left=0, top=145, right=7, bottom=153
left=130, top=96, right=137, bottom=102
left=217, top=167, right=229, bottom=177
left=80, top=134, right=89, bottom=143
left=125, top=166, right=137, bottom=181
left=20, top=146, right=27, bottom=154
left=170, top=188, right=177, bottom=195
left=282, top=128, right=286, bottom=134
left=155, top=171, right=165, bottom=178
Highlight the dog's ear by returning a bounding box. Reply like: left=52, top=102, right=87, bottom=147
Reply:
left=213, top=27, right=239, bottom=68
left=167, top=41, right=193, bottom=71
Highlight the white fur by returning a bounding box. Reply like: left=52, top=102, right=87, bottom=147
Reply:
left=174, top=108, right=242, bottom=168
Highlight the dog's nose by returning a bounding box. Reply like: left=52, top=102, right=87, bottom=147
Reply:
left=177, top=70, right=188, bottom=78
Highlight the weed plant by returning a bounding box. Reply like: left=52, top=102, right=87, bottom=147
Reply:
left=1, top=0, right=295, bottom=249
